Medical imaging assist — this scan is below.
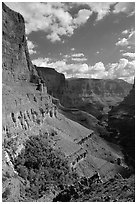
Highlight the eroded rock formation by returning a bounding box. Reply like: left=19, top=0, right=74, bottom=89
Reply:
left=2, top=3, right=38, bottom=83
left=36, top=66, right=65, bottom=98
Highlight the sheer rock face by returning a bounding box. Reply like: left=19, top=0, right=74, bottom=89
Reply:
left=2, top=3, right=37, bottom=83
left=36, top=66, right=66, bottom=97
left=108, top=82, right=135, bottom=166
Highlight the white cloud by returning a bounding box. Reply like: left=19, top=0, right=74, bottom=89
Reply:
left=5, top=2, right=73, bottom=42
left=74, top=9, right=92, bottom=25
left=116, top=38, right=128, bottom=46
left=71, top=48, right=75, bottom=51
left=6, top=2, right=134, bottom=43
left=79, top=2, right=114, bottom=21
left=113, top=2, right=135, bottom=16
left=32, top=57, right=135, bottom=83
left=91, top=62, right=105, bottom=71
left=122, top=29, right=128, bottom=35
left=72, top=58, right=87, bottom=62
left=72, top=53, right=84, bottom=57
left=107, top=58, right=135, bottom=83
left=116, top=29, right=135, bottom=47
left=27, top=40, right=37, bottom=54
left=122, top=52, right=135, bottom=59
left=32, top=58, right=51, bottom=67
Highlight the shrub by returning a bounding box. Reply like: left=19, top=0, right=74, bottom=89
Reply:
left=14, top=134, right=78, bottom=199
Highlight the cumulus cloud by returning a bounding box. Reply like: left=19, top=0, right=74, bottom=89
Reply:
left=113, top=2, right=135, bottom=16
left=122, top=52, right=135, bottom=59
left=74, top=9, right=92, bottom=25
left=6, top=2, right=135, bottom=43
left=32, top=57, right=134, bottom=83
left=87, top=2, right=114, bottom=21
left=27, top=40, right=37, bottom=54
left=71, top=48, right=75, bottom=51
left=5, top=2, right=73, bottom=42
left=122, top=29, right=129, bottom=35
left=116, top=38, right=128, bottom=46
left=116, top=29, right=135, bottom=47
left=107, top=58, right=135, bottom=83
left=72, top=53, right=84, bottom=57
left=71, top=58, right=87, bottom=62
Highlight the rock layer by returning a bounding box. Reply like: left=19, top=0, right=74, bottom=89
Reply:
left=36, top=67, right=132, bottom=118
left=2, top=3, right=37, bottom=83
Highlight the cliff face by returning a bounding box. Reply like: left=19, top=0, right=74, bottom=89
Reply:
left=62, top=78, right=132, bottom=107
left=36, top=66, right=65, bottom=98
left=108, top=82, right=135, bottom=167
left=2, top=3, right=37, bottom=83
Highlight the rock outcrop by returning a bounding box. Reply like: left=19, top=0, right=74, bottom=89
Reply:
left=36, top=66, right=65, bottom=98
left=2, top=3, right=38, bottom=83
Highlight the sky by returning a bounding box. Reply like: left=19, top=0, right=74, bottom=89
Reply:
left=5, top=2, right=135, bottom=83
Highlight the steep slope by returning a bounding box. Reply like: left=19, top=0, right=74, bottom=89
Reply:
left=108, top=82, right=135, bottom=167
left=2, top=2, right=38, bottom=83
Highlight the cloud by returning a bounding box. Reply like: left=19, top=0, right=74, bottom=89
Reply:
left=32, top=58, right=51, bottom=67
left=88, top=2, right=114, bottom=21
left=116, top=38, right=128, bottom=46
left=113, top=2, right=135, bottom=16
left=71, top=57, right=87, bottom=62
left=74, top=2, right=115, bottom=21
left=71, top=48, right=75, bottom=51
left=27, top=40, right=37, bottom=54
left=5, top=2, right=73, bottom=42
left=122, top=52, right=135, bottom=59
left=6, top=2, right=135, bottom=43
left=72, top=53, right=84, bottom=57
left=122, top=29, right=129, bottom=35
left=32, top=57, right=134, bottom=83
left=116, top=29, right=135, bottom=47
left=74, top=9, right=92, bottom=25
left=107, top=58, right=135, bottom=83
left=63, top=52, right=87, bottom=62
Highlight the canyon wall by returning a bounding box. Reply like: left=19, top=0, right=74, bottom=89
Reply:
left=36, top=66, right=65, bottom=98
left=108, top=82, right=135, bottom=167
left=36, top=68, right=132, bottom=118
left=2, top=3, right=38, bottom=83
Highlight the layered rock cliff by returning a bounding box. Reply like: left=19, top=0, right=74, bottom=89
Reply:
left=36, top=68, right=132, bottom=118
left=2, top=3, right=38, bottom=83
left=36, top=66, right=65, bottom=98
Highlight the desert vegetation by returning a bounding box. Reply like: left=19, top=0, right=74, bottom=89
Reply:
left=13, top=133, right=78, bottom=200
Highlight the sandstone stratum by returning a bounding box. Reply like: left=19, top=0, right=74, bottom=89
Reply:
left=2, top=3, right=135, bottom=202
